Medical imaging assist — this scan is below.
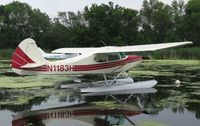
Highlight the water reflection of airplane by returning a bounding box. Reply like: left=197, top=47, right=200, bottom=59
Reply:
left=11, top=38, right=192, bottom=93
left=12, top=102, right=143, bottom=126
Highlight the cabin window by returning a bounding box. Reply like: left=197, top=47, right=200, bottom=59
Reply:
left=94, top=53, right=107, bottom=62
left=107, top=53, right=120, bottom=61
left=119, top=52, right=126, bottom=58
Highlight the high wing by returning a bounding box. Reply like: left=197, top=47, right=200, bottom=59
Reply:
left=52, top=41, right=193, bottom=54
left=97, top=41, right=193, bottom=53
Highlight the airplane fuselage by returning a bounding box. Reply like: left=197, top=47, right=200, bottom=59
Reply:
left=12, top=47, right=142, bottom=75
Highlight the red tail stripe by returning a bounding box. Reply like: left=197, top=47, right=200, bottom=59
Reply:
left=11, top=60, right=22, bottom=68
left=12, top=53, right=26, bottom=68
left=11, top=47, right=35, bottom=69
left=14, top=52, right=29, bottom=63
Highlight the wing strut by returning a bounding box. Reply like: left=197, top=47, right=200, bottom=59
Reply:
left=103, top=71, right=133, bottom=86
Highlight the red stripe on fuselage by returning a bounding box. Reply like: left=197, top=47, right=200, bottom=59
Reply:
left=21, top=65, right=49, bottom=71
left=73, top=56, right=142, bottom=71
left=13, top=55, right=142, bottom=72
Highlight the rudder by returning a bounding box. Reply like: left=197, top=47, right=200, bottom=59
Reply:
left=11, top=38, right=47, bottom=74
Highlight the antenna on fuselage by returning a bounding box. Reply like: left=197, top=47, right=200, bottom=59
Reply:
left=99, top=40, right=107, bottom=46
left=92, top=40, right=107, bottom=47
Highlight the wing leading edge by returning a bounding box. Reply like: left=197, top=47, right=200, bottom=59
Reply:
left=97, top=41, right=193, bottom=53
left=52, top=41, right=193, bottom=54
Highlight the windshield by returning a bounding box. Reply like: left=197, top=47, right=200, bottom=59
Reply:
left=94, top=52, right=124, bottom=63
left=107, top=53, right=120, bottom=61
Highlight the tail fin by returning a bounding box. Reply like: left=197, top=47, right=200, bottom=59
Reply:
left=38, top=47, right=47, bottom=58
left=11, top=38, right=47, bottom=75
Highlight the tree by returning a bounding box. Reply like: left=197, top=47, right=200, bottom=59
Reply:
left=119, top=8, right=139, bottom=45
left=84, top=2, right=116, bottom=45
left=0, top=0, right=199, bottom=49
left=0, top=5, right=6, bottom=48
left=0, top=1, right=51, bottom=49
left=29, top=9, right=51, bottom=48
left=2, top=1, right=33, bottom=48
left=184, top=0, right=200, bottom=46
left=164, top=0, right=186, bottom=42
left=84, top=2, right=139, bottom=46
left=49, top=11, right=88, bottom=48
left=139, top=0, right=173, bottom=43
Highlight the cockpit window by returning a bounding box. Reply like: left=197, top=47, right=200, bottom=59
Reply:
left=94, top=53, right=123, bottom=62
left=107, top=53, right=120, bottom=61
left=119, top=52, right=126, bottom=58
left=94, top=53, right=107, bottom=62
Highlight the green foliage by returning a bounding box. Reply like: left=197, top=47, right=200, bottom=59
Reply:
left=170, top=0, right=185, bottom=41
left=1, top=1, right=32, bottom=48
left=0, top=75, right=71, bottom=88
left=184, top=0, right=200, bottom=46
left=0, top=1, right=51, bottom=49
left=139, top=0, right=173, bottom=43
left=84, top=2, right=139, bottom=46
left=0, top=0, right=200, bottom=50
left=29, top=9, right=51, bottom=48
left=0, top=49, right=13, bottom=60
left=151, top=47, right=200, bottom=59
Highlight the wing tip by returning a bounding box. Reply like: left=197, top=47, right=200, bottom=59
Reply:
left=187, top=41, right=193, bottom=44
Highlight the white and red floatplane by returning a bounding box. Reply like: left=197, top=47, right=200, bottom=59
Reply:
left=11, top=38, right=192, bottom=93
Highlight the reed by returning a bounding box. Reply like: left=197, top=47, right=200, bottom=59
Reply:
left=0, top=49, right=13, bottom=60
left=149, top=47, right=200, bottom=59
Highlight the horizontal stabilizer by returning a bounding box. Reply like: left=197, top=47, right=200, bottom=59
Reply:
left=20, top=63, right=45, bottom=68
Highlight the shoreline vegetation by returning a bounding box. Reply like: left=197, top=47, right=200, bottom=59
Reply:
left=1, top=47, right=200, bottom=60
